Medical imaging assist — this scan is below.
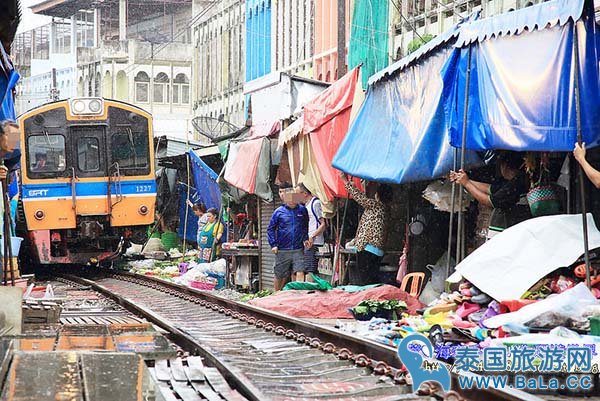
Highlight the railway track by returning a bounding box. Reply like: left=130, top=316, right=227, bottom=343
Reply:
left=55, top=271, right=541, bottom=401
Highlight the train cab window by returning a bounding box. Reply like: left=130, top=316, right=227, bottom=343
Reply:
left=110, top=131, right=150, bottom=175
left=77, top=137, right=100, bottom=172
left=27, top=135, right=66, bottom=175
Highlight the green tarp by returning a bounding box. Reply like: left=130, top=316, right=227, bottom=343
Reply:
left=348, top=0, right=390, bottom=89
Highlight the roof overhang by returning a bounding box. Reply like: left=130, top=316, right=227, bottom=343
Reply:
left=31, top=0, right=97, bottom=18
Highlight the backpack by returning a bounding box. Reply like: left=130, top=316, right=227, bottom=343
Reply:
left=309, top=198, right=333, bottom=244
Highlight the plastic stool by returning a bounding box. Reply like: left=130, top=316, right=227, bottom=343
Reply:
left=400, top=272, right=425, bottom=298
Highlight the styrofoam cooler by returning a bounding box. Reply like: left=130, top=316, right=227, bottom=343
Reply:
left=0, top=237, right=23, bottom=257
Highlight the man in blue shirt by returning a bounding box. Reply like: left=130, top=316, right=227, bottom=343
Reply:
left=268, top=182, right=309, bottom=291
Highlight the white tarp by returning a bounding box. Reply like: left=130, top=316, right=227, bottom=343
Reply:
left=448, top=214, right=600, bottom=301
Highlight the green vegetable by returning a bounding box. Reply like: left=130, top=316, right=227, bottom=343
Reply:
left=351, top=299, right=407, bottom=318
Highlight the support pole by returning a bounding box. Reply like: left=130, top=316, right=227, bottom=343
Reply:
left=337, top=0, right=347, bottom=78
left=332, top=198, right=349, bottom=285
left=181, top=152, right=191, bottom=258
left=446, top=147, right=458, bottom=279
left=573, top=22, right=591, bottom=289
left=456, top=45, right=472, bottom=264
left=1, top=163, right=14, bottom=286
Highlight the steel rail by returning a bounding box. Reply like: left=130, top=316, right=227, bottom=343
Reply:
left=61, top=271, right=542, bottom=401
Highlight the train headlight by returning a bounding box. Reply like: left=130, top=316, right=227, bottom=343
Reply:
left=69, top=98, right=104, bottom=116
left=34, top=210, right=45, bottom=220
left=88, top=99, right=102, bottom=113
left=139, top=205, right=149, bottom=215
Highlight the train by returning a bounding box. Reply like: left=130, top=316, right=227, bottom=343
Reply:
left=17, top=97, right=156, bottom=265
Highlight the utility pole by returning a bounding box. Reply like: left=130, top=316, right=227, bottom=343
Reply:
left=337, top=0, right=347, bottom=78
left=50, top=68, right=60, bottom=101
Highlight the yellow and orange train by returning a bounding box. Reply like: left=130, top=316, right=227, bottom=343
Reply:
left=17, top=98, right=156, bottom=265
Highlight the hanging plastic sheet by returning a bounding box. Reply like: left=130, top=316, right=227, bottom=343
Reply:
left=304, top=67, right=361, bottom=200
left=177, top=151, right=222, bottom=241
left=224, top=138, right=262, bottom=195
left=443, top=0, right=600, bottom=151
left=223, top=137, right=273, bottom=202
left=332, top=34, right=480, bottom=183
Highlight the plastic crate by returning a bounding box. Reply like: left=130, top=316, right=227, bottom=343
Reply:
left=190, top=281, right=216, bottom=291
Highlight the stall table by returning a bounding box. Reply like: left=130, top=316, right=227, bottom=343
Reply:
left=221, top=247, right=259, bottom=290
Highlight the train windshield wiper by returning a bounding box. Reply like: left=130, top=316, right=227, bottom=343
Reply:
left=126, top=128, right=138, bottom=168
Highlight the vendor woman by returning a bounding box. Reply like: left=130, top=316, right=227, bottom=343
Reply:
left=450, top=151, right=530, bottom=240
left=340, top=172, right=393, bottom=285
left=198, top=207, right=224, bottom=263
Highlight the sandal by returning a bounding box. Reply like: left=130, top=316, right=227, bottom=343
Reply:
left=428, top=324, right=445, bottom=350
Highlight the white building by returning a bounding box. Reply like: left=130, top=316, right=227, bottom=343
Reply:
left=13, top=0, right=194, bottom=140
left=192, top=0, right=246, bottom=131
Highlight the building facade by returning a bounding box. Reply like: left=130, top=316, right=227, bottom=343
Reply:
left=13, top=0, right=194, bottom=140
left=192, top=0, right=246, bottom=130
left=313, top=0, right=350, bottom=82
left=390, top=0, right=544, bottom=61
left=272, top=0, right=314, bottom=78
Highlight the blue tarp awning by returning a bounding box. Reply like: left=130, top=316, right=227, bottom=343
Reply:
left=0, top=43, right=20, bottom=167
left=178, top=150, right=222, bottom=242
left=443, top=0, right=600, bottom=151
left=332, top=19, right=480, bottom=184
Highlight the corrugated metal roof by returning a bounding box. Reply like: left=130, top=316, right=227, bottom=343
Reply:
left=163, top=136, right=213, bottom=157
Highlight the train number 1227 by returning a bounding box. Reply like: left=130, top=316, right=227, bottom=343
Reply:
left=135, top=185, right=152, bottom=193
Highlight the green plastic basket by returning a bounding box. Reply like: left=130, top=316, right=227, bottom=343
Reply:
left=589, top=316, right=600, bottom=336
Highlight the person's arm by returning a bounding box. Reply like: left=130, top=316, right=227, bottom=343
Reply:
left=311, top=200, right=326, bottom=238
left=267, top=210, right=279, bottom=252
left=463, top=180, right=493, bottom=207
left=453, top=170, right=492, bottom=207
left=314, top=218, right=326, bottom=237
left=215, top=222, right=224, bottom=242
left=339, top=172, right=377, bottom=209
left=574, top=143, right=600, bottom=188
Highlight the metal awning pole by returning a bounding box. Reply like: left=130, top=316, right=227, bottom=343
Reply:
left=573, top=22, right=591, bottom=288
left=446, top=148, right=458, bottom=279
left=456, top=45, right=473, bottom=264
left=332, top=197, right=349, bottom=286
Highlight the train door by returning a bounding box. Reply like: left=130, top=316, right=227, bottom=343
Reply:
left=69, top=127, right=109, bottom=216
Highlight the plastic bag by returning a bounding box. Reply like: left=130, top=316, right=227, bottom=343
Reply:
left=484, top=283, right=599, bottom=329
left=419, top=252, right=454, bottom=305
left=422, top=180, right=473, bottom=213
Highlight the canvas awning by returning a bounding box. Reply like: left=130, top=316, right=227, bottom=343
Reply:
left=0, top=45, right=19, bottom=167
left=278, top=115, right=303, bottom=149
left=443, top=0, right=600, bottom=151
left=332, top=19, right=480, bottom=184
left=302, top=67, right=361, bottom=201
